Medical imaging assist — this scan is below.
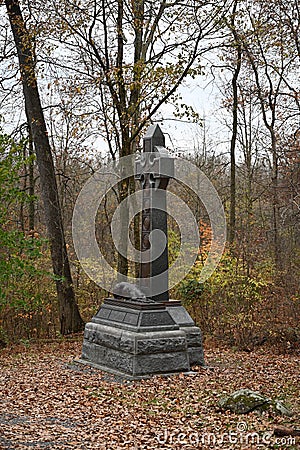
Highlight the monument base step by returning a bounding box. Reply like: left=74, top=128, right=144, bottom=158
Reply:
left=165, top=302, right=205, bottom=366
left=79, top=298, right=204, bottom=379
left=75, top=358, right=197, bottom=381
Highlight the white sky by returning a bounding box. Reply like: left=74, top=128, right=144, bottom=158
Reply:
left=161, top=79, right=229, bottom=155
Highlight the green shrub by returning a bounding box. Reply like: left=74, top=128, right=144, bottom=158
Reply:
left=0, top=133, right=55, bottom=341
left=174, top=250, right=277, bottom=350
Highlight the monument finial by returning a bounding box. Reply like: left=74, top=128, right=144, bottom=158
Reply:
left=143, top=123, right=165, bottom=152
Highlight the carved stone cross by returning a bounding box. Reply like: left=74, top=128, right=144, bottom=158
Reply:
left=79, top=124, right=204, bottom=378
left=135, top=124, right=174, bottom=302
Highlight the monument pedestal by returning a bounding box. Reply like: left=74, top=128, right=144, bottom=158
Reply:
left=165, top=301, right=204, bottom=366
left=78, top=298, right=204, bottom=379
left=77, top=125, right=205, bottom=379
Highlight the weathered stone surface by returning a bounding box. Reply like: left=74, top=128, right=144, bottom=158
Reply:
left=183, top=326, right=203, bottom=347
left=80, top=317, right=191, bottom=378
left=109, top=310, right=126, bottom=322
left=134, top=352, right=189, bottom=376
left=135, top=124, right=174, bottom=302
left=165, top=303, right=195, bottom=327
left=84, top=323, right=135, bottom=352
left=81, top=339, right=189, bottom=376
left=219, top=389, right=293, bottom=416
left=97, top=308, right=110, bottom=319
left=77, top=124, right=204, bottom=377
left=136, top=334, right=187, bottom=354
left=165, top=304, right=204, bottom=366
left=97, top=305, right=140, bottom=327
left=82, top=341, right=134, bottom=374
left=92, top=299, right=179, bottom=332
left=187, top=347, right=205, bottom=367
left=80, top=298, right=204, bottom=376
left=274, top=401, right=293, bottom=416
left=139, top=311, right=175, bottom=327
left=81, top=341, right=105, bottom=366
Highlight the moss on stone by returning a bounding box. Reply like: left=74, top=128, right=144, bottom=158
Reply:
left=219, top=389, right=293, bottom=416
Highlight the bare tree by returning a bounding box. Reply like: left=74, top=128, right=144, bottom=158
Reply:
left=226, top=0, right=242, bottom=246
left=5, top=0, right=84, bottom=334
left=42, top=0, right=231, bottom=275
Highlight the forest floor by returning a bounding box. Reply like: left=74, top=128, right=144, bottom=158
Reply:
left=0, top=338, right=299, bottom=450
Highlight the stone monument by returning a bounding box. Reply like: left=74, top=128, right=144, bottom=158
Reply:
left=78, top=124, right=204, bottom=379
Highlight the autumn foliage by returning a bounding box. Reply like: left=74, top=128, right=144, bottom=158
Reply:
left=0, top=339, right=299, bottom=449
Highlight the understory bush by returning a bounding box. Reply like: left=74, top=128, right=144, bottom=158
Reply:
left=0, top=134, right=57, bottom=342
left=173, top=250, right=300, bottom=352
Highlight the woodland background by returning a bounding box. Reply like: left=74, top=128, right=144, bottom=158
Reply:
left=0, top=0, right=299, bottom=353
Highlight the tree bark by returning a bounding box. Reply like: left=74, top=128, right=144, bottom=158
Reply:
left=5, top=0, right=84, bottom=334
left=82, top=0, right=202, bottom=275
left=242, top=14, right=282, bottom=268
left=28, top=127, right=35, bottom=231
left=117, top=177, right=130, bottom=278
left=228, top=2, right=242, bottom=247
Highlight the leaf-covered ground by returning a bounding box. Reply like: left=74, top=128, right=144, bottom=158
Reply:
left=0, top=339, right=299, bottom=449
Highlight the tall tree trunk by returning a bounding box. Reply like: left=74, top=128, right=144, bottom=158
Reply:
left=28, top=126, right=35, bottom=231
left=228, top=3, right=242, bottom=247
left=271, top=131, right=280, bottom=267
left=5, top=0, right=84, bottom=334
left=19, top=142, right=26, bottom=232
left=117, top=0, right=144, bottom=277
left=117, top=177, right=130, bottom=278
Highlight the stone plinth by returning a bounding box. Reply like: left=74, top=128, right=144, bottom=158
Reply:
left=77, top=298, right=204, bottom=379
left=165, top=301, right=204, bottom=366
